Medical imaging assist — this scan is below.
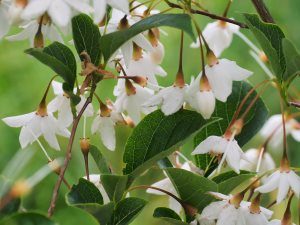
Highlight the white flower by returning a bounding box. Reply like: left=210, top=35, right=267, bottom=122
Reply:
left=205, top=59, right=252, bottom=102
left=8, top=0, right=28, bottom=24
left=191, top=20, right=239, bottom=57
left=104, top=9, right=153, bottom=66
left=150, top=40, right=165, bottom=65
left=92, top=0, right=129, bottom=24
left=122, top=52, right=167, bottom=87
left=6, top=20, right=63, bottom=46
left=114, top=79, right=156, bottom=124
left=21, top=0, right=93, bottom=27
left=192, top=135, right=246, bottom=174
left=2, top=110, right=70, bottom=150
left=240, top=148, right=275, bottom=173
left=147, top=162, right=191, bottom=214
left=0, top=0, right=11, bottom=39
left=260, top=114, right=300, bottom=148
left=83, top=174, right=110, bottom=204
left=268, top=219, right=296, bottom=225
left=143, top=85, right=187, bottom=116
left=255, top=169, right=300, bottom=204
left=200, top=193, right=247, bottom=225
left=241, top=201, right=273, bottom=225
left=48, top=81, right=94, bottom=128
left=186, top=74, right=216, bottom=119
left=91, top=102, right=123, bottom=151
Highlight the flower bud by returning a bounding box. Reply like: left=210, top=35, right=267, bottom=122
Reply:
left=207, top=50, right=219, bottom=67
left=34, top=28, right=44, bottom=48
left=133, top=43, right=143, bottom=61
left=229, top=192, right=244, bottom=208
left=80, top=138, right=90, bottom=156
left=249, top=194, right=261, bottom=214
left=130, top=76, right=148, bottom=87
left=125, top=79, right=136, bottom=96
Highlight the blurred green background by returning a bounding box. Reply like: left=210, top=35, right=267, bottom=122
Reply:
left=0, top=0, right=300, bottom=224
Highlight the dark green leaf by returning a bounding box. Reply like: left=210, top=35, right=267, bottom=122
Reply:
left=166, top=168, right=217, bottom=211
left=0, top=212, right=57, bottom=225
left=109, top=197, right=147, bottom=225
left=123, top=109, right=220, bottom=183
left=0, top=198, right=20, bottom=218
left=243, top=13, right=285, bottom=80
left=73, top=203, right=115, bottom=225
left=282, top=38, right=300, bottom=83
left=153, top=207, right=181, bottom=221
left=25, top=42, right=76, bottom=88
left=90, top=145, right=111, bottom=174
left=157, top=158, right=173, bottom=169
left=66, top=178, right=103, bottom=205
left=101, top=175, right=128, bottom=202
left=212, top=171, right=255, bottom=194
left=72, top=14, right=101, bottom=65
left=100, top=14, right=195, bottom=61
left=194, top=81, right=268, bottom=176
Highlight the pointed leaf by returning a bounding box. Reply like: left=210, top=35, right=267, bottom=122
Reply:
left=282, top=38, right=300, bottom=83
left=25, top=42, right=77, bottom=88
left=101, top=175, right=128, bottom=202
left=108, top=197, right=147, bottom=225
left=100, top=14, right=195, bottom=61
left=72, top=14, right=102, bottom=65
left=153, top=207, right=188, bottom=225
left=243, top=13, right=286, bottom=80
left=66, top=178, right=103, bottom=205
left=0, top=198, right=20, bottom=218
left=123, top=109, right=220, bottom=183
left=165, top=168, right=218, bottom=211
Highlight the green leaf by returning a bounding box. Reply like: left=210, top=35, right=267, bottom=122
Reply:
left=108, top=197, right=147, bottom=225
left=0, top=198, right=20, bottom=218
left=100, top=14, right=195, bottom=61
left=90, top=145, right=111, bottom=174
left=243, top=13, right=286, bottom=80
left=153, top=207, right=188, bottom=225
left=66, top=178, right=103, bottom=205
left=282, top=38, right=300, bottom=83
left=101, top=175, right=128, bottom=202
left=194, top=81, right=268, bottom=176
left=157, top=158, right=173, bottom=169
left=153, top=207, right=182, bottom=220
left=0, top=212, right=57, bottom=225
left=123, top=109, right=220, bottom=182
left=72, top=14, right=101, bottom=65
left=166, top=168, right=217, bottom=211
left=25, top=42, right=77, bottom=88
left=212, top=171, right=255, bottom=194
left=72, top=203, right=115, bottom=225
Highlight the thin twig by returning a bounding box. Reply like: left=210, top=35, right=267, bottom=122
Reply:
left=251, top=0, right=275, bottom=23
left=164, top=0, right=248, bottom=28
left=47, top=88, right=95, bottom=217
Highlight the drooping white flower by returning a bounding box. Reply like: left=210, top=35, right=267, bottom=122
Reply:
left=122, top=52, right=167, bottom=87
left=191, top=20, right=239, bottom=57
left=186, top=74, right=215, bottom=119
left=48, top=81, right=94, bottom=128
left=143, top=85, right=188, bottom=116
left=200, top=192, right=247, bottom=225
left=260, top=114, right=300, bottom=148
left=91, top=102, right=124, bottom=151
left=147, top=162, right=191, bottom=214
left=205, top=59, right=252, bottom=102
left=6, top=19, right=63, bottom=46
left=255, top=169, right=300, bottom=204
left=21, top=0, right=93, bottom=27
left=240, top=148, right=276, bottom=173
left=83, top=174, right=110, bottom=204
left=92, top=0, right=129, bottom=24
left=103, top=9, right=153, bottom=66
left=240, top=201, right=273, bottom=225
left=192, top=135, right=246, bottom=174
left=2, top=109, right=70, bottom=150
left=114, top=78, right=156, bottom=125
left=0, top=0, right=11, bottom=39
left=8, top=0, right=28, bottom=24
left=268, top=219, right=296, bottom=225
left=150, top=40, right=165, bottom=65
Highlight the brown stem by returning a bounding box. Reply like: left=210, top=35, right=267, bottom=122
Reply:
left=251, top=0, right=275, bottom=23
left=290, top=101, right=300, bottom=108
left=164, top=0, right=248, bottom=28
left=47, top=88, right=95, bottom=217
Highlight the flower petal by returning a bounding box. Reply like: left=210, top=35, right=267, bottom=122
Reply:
left=48, top=0, right=71, bottom=27
left=21, top=0, right=51, bottom=20
left=93, top=0, right=107, bottom=24
left=255, top=171, right=280, bottom=193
